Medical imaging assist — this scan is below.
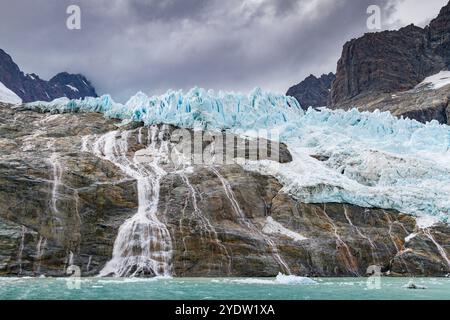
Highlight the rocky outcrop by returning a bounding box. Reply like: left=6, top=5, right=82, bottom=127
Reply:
left=0, top=48, right=97, bottom=103
left=286, top=73, right=335, bottom=109
left=329, top=82, right=450, bottom=125
left=331, top=25, right=445, bottom=107
left=428, top=1, right=450, bottom=68
left=326, top=1, right=450, bottom=124
left=0, top=103, right=448, bottom=277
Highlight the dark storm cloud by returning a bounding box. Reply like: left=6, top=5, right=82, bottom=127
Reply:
left=0, top=0, right=444, bottom=102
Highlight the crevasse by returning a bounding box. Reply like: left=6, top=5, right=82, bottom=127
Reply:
left=27, top=88, right=450, bottom=222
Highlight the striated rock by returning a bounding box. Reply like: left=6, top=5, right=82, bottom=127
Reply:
left=331, top=24, right=445, bottom=107
left=330, top=82, right=450, bottom=125
left=0, top=103, right=448, bottom=277
left=0, top=48, right=97, bottom=103
left=428, top=1, right=450, bottom=68
left=326, top=1, right=450, bottom=124
left=286, top=73, right=335, bottom=109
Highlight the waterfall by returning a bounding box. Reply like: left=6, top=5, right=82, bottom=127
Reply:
left=423, top=229, right=450, bottom=269
left=210, top=167, right=291, bottom=275
left=49, top=153, right=63, bottom=214
left=83, top=126, right=173, bottom=277
left=34, top=236, right=47, bottom=274
left=18, top=226, right=26, bottom=274
left=321, top=205, right=359, bottom=276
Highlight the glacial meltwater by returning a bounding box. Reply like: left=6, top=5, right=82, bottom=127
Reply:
left=0, top=277, right=449, bottom=300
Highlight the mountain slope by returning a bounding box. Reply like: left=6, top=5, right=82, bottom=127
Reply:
left=328, top=1, right=450, bottom=124
left=286, top=73, right=335, bottom=109
left=0, top=48, right=97, bottom=103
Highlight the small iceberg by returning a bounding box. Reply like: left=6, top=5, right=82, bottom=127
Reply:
left=230, top=273, right=317, bottom=286
left=404, top=280, right=427, bottom=290
left=275, top=273, right=318, bottom=285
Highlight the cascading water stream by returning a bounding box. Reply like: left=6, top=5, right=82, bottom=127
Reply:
left=320, top=205, right=359, bottom=276
left=34, top=236, right=47, bottom=274
left=17, top=226, right=26, bottom=274
left=423, top=229, right=450, bottom=269
left=83, top=126, right=173, bottom=277
left=210, top=166, right=291, bottom=275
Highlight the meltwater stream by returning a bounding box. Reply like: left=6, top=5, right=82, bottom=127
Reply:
left=82, top=126, right=173, bottom=277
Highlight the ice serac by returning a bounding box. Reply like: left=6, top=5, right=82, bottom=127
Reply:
left=26, top=88, right=450, bottom=223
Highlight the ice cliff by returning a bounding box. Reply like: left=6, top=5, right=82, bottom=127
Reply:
left=27, top=88, right=450, bottom=222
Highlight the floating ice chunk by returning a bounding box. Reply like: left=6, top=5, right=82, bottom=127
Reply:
left=275, top=273, right=318, bottom=285
left=229, top=273, right=317, bottom=285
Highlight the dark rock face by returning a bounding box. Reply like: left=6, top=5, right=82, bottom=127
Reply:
left=331, top=25, right=445, bottom=107
left=428, top=2, right=450, bottom=68
left=330, top=82, right=450, bottom=125
left=286, top=73, right=335, bottom=109
left=0, top=103, right=448, bottom=277
left=0, top=49, right=97, bottom=103
left=329, top=1, right=450, bottom=124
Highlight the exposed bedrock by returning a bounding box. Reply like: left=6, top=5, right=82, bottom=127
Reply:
left=0, top=103, right=448, bottom=277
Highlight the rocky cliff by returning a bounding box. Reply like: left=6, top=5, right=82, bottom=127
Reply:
left=0, top=102, right=448, bottom=277
left=0, top=49, right=97, bottom=103
left=286, top=73, right=335, bottom=109
left=328, top=1, right=450, bottom=124
left=287, top=1, right=450, bottom=124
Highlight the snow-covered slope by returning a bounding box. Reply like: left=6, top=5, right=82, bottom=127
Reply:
left=27, top=88, right=450, bottom=222
left=0, top=81, right=22, bottom=104
left=416, top=71, right=450, bottom=90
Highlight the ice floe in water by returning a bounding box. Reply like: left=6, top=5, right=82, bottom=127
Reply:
left=27, top=88, right=450, bottom=222
left=229, top=273, right=317, bottom=285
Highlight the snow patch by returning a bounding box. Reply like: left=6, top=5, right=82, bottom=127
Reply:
left=417, top=71, right=450, bottom=90
left=416, top=216, right=440, bottom=229
left=405, top=233, right=417, bottom=242
left=0, top=81, right=22, bottom=104
left=66, top=85, right=79, bottom=92
left=262, top=217, right=307, bottom=242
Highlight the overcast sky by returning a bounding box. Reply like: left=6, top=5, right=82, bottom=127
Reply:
left=0, top=0, right=448, bottom=102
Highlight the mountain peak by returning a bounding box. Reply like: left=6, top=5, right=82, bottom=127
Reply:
left=286, top=73, right=335, bottom=109
left=0, top=48, right=98, bottom=103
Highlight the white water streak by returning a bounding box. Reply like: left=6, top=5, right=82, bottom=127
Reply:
left=210, top=166, right=291, bottom=274
left=85, top=126, right=173, bottom=277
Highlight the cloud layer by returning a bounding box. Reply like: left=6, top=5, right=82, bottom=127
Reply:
left=0, top=0, right=446, bottom=101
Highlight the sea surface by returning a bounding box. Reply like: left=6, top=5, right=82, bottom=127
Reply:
left=0, top=277, right=449, bottom=300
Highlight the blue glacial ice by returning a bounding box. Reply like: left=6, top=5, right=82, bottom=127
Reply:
left=27, top=88, right=450, bottom=222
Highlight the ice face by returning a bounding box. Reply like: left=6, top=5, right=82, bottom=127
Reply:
left=27, top=88, right=450, bottom=222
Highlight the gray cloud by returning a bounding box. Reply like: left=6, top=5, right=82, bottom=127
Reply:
left=0, top=0, right=446, bottom=102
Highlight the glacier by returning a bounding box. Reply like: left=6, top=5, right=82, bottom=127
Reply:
left=27, top=88, right=450, bottom=222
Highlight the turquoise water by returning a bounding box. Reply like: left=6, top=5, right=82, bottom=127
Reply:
left=0, top=277, right=449, bottom=300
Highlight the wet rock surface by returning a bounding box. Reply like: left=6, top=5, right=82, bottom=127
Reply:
left=0, top=103, right=448, bottom=277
